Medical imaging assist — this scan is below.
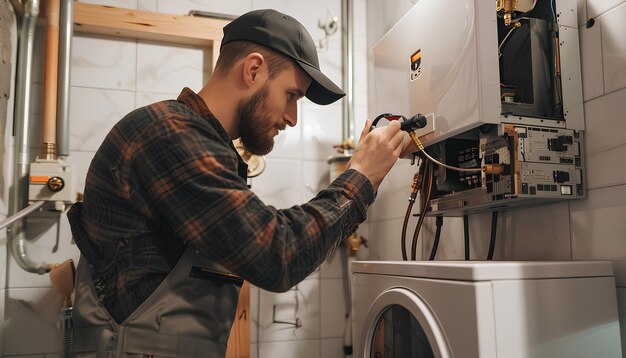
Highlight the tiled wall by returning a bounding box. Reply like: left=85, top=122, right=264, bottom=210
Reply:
left=365, top=0, right=626, bottom=356
left=0, top=0, right=367, bottom=357
left=4, top=0, right=624, bottom=356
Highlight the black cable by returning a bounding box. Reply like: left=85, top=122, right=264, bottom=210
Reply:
left=463, top=214, right=470, bottom=260
left=429, top=216, right=443, bottom=260
left=487, top=211, right=498, bottom=260
left=401, top=201, right=413, bottom=261
left=411, top=160, right=433, bottom=260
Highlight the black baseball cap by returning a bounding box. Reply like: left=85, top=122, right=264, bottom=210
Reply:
left=221, top=9, right=345, bottom=105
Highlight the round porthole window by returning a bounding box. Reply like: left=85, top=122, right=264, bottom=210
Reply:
left=371, top=304, right=435, bottom=358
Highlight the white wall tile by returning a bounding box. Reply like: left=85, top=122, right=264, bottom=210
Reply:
left=27, top=84, right=43, bottom=148
left=300, top=160, right=330, bottom=202
left=258, top=280, right=320, bottom=342
left=136, top=41, right=209, bottom=94
left=579, top=21, right=604, bottom=101
left=69, top=87, right=136, bottom=152
left=251, top=0, right=343, bottom=92
left=3, top=287, right=64, bottom=356
left=250, top=158, right=301, bottom=208
left=7, top=211, right=80, bottom=289
left=353, top=104, right=369, bottom=141
left=266, top=102, right=303, bottom=161
left=320, top=278, right=348, bottom=339
left=300, top=102, right=343, bottom=161
left=498, top=201, right=573, bottom=260
left=586, top=0, right=626, bottom=19
left=321, top=338, right=345, bottom=358
left=250, top=285, right=260, bottom=344
left=571, top=185, right=626, bottom=260
left=65, top=150, right=96, bottom=195
left=319, top=246, right=345, bottom=279
left=157, top=0, right=252, bottom=16
left=354, top=49, right=368, bottom=109
left=368, top=217, right=417, bottom=261
left=259, top=339, right=320, bottom=358
left=252, top=0, right=342, bottom=51
left=137, top=0, right=157, bottom=12
left=77, top=0, right=138, bottom=9
left=31, top=27, right=46, bottom=85
left=368, top=159, right=418, bottom=222
left=71, top=35, right=137, bottom=91
left=415, top=201, right=573, bottom=262
left=419, top=214, right=488, bottom=261
left=601, top=3, right=626, bottom=94
left=354, top=0, right=368, bottom=52
left=135, top=91, right=181, bottom=109
left=583, top=86, right=626, bottom=189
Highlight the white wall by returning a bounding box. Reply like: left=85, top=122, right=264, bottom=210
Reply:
left=0, top=0, right=368, bottom=357
left=365, top=0, right=626, bottom=356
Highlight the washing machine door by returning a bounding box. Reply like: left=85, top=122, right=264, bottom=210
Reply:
left=361, top=288, right=451, bottom=358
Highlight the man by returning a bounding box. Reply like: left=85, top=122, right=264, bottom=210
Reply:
left=68, top=9, right=404, bottom=357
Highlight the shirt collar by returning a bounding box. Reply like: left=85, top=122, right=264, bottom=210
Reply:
left=177, top=87, right=249, bottom=180
left=177, top=87, right=231, bottom=144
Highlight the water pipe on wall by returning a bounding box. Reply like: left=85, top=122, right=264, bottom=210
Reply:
left=56, top=0, right=72, bottom=158
left=341, top=0, right=354, bottom=146
left=8, top=0, right=73, bottom=274
left=8, top=0, right=48, bottom=274
left=41, top=0, right=60, bottom=160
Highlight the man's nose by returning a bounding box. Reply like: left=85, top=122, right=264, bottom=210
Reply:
left=284, top=104, right=297, bottom=127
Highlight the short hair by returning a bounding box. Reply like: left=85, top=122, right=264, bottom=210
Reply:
left=213, top=41, right=294, bottom=80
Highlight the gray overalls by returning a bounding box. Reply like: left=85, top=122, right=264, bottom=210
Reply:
left=72, top=247, right=242, bottom=357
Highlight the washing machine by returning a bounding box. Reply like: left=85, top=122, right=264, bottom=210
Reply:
left=351, top=261, right=622, bottom=358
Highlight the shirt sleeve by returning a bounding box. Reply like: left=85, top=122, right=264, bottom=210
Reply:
left=129, top=117, right=375, bottom=292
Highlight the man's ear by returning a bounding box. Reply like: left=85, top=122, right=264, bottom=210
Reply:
left=242, top=53, right=266, bottom=87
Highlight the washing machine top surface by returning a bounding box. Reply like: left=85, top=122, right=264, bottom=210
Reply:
left=351, top=260, right=614, bottom=281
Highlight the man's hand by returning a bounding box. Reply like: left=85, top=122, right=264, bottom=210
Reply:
left=348, top=119, right=404, bottom=191
left=400, top=133, right=418, bottom=158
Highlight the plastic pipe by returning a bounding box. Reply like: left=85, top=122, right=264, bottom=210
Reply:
left=56, top=0, right=72, bottom=158
left=341, top=0, right=354, bottom=144
left=41, top=0, right=60, bottom=160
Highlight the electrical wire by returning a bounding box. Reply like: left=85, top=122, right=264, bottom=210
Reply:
left=429, top=216, right=443, bottom=260
left=498, top=23, right=521, bottom=58
left=408, top=131, right=483, bottom=173
left=373, top=113, right=483, bottom=173
left=487, top=211, right=498, bottom=260
left=463, top=214, right=470, bottom=260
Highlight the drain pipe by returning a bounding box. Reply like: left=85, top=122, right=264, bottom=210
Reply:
left=9, top=0, right=49, bottom=274
left=56, top=0, right=72, bottom=158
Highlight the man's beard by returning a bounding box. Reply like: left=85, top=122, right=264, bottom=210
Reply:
left=237, top=84, right=282, bottom=156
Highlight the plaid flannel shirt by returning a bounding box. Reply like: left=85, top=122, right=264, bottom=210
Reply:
left=68, top=87, right=375, bottom=322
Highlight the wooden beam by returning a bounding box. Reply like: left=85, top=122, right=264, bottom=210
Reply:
left=73, top=2, right=229, bottom=47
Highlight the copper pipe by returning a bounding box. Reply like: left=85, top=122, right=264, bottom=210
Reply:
left=42, top=0, right=60, bottom=160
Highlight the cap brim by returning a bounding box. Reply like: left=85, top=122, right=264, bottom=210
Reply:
left=296, top=60, right=345, bottom=105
